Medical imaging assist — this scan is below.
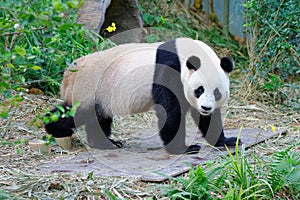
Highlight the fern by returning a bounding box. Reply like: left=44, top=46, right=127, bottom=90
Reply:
left=267, top=142, right=300, bottom=192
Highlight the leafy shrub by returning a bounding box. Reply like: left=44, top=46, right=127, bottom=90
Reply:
left=244, top=0, right=299, bottom=100
left=0, top=0, right=114, bottom=122
left=139, top=0, right=248, bottom=72
left=266, top=142, right=300, bottom=197
left=140, top=0, right=197, bottom=41
left=0, top=0, right=113, bottom=95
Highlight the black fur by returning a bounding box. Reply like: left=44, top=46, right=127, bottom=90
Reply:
left=97, top=115, right=122, bottom=148
left=152, top=39, right=200, bottom=154
left=45, top=103, right=122, bottom=148
left=194, top=86, right=205, bottom=98
left=94, top=103, right=122, bottom=148
left=220, top=57, right=233, bottom=73
left=44, top=104, right=75, bottom=138
left=186, top=56, right=201, bottom=70
left=45, top=39, right=237, bottom=154
left=152, top=40, right=238, bottom=154
left=214, top=88, right=222, bottom=101
left=190, top=108, right=240, bottom=146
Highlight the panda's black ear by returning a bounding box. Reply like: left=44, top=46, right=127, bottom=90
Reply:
left=186, top=56, right=201, bottom=70
left=220, top=57, right=233, bottom=73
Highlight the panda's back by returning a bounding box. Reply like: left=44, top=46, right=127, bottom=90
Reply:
left=61, top=42, right=161, bottom=117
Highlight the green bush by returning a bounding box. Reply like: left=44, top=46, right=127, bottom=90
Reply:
left=244, top=0, right=299, bottom=85
left=140, top=0, right=197, bottom=41
left=139, top=0, right=248, bottom=71
left=0, top=0, right=115, bottom=121
left=0, top=0, right=113, bottom=95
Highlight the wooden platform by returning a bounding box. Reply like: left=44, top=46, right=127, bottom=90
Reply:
left=39, top=128, right=285, bottom=182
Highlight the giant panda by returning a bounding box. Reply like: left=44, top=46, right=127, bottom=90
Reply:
left=45, top=38, right=240, bottom=154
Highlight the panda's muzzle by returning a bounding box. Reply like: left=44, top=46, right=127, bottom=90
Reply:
left=200, top=106, right=212, bottom=115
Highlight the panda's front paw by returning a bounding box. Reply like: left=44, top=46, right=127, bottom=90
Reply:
left=185, top=144, right=201, bottom=154
left=165, top=144, right=200, bottom=155
left=88, top=139, right=122, bottom=149
left=216, top=137, right=241, bottom=147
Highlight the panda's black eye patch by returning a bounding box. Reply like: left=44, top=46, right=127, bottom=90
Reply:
left=194, top=86, right=204, bottom=98
left=214, top=88, right=222, bottom=101
left=186, top=56, right=201, bottom=70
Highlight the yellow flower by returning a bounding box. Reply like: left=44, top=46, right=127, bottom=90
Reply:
left=271, top=125, right=276, bottom=133
left=106, top=22, right=117, bottom=32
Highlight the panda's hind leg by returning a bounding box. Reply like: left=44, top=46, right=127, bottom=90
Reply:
left=84, top=116, right=122, bottom=149
left=98, top=117, right=123, bottom=148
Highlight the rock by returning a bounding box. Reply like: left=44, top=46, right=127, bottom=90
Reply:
left=55, top=137, right=72, bottom=150
left=77, top=0, right=111, bottom=33
left=77, top=0, right=143, bottom=44
left=29, top=140, right=51, bottom=155
left=100, top=0, right=144, bottom=44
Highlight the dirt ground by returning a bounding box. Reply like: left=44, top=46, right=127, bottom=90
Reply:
left=0, top=85, right=299, bottom=199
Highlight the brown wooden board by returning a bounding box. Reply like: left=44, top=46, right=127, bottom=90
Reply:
left=39, top=128, right=286, bottom=182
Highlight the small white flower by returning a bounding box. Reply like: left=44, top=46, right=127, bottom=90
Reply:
left=14, top=23, right=20, bottom=29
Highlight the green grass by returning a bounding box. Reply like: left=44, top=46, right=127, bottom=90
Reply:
left=165, top=130, right=300, bottom=200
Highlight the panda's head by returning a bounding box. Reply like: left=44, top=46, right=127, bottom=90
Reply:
left=177, top=39, right=233, bottom=116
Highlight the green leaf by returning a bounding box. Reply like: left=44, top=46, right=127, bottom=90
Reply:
left=0, top=110, right=9, bottom=119
left=66, top=0, right=78, bottom=8
left=56, top=104, right=65, bottom=113
left=52, top=0, right=65, bottom=12
left=18, top=75, right=25, bottom=83
left=16, top=148, right=23, bottom=154
left=14, top=46, right=26, bottom=57
left=43, top=116, right=50, bottom=124
left=78, top=0, right=85, bottom=8
left=0, top=82, right=10, bottom=89
left=73, top=100, right=80, bottom=109
left=6, top=63, right=15, bottom=69
left=50, top=112, right=60, bottom=122
left=31, top=65, right=42, bottom=70
left=58, top=23, right=73, bottom=31
left=49, top=137, right=56, bottom=145
left=13, top=95, right=24, bottom=102
left=42, top=135, right=48, bottom=141
left=104, top=190, right=118, bottom=200
left=87, top=171, right=94, bottom=180
left=68, top=101, right=80, bottom=117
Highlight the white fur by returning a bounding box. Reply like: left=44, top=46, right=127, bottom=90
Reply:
left=61, top=38, right=230, bottom=117
left=177, top=38, right=230, bottom=115
left=62, top=43, right=161, bottom=117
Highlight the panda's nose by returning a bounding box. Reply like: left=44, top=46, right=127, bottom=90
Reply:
left=201, top=106, right=212, bottom=111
